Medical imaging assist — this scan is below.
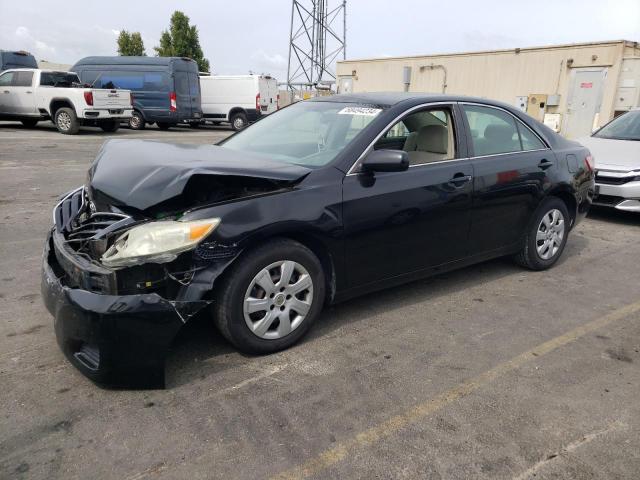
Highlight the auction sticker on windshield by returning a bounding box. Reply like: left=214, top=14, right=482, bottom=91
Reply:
left=338, top=107, right=382, bottom=116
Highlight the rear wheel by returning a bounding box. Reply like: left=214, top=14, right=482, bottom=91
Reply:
left=514, top=197, right=570, bottom=270
left=214, top=239, right=325, bottom=354
left=128, top=111, right=145, bottom=130
left=54, top=108, right=79, bottom=135
left=230, top=112, right=248, bottom=131
left=157, top=122, right=172, bottom=130
left=21, top=119, right=39, bottom=128
left=99, top=120, right=120, bottom=132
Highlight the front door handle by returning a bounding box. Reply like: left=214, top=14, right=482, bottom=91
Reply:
left=448, top=173, right=472, bottom=187
left=538, top=159, right=553, bottom=170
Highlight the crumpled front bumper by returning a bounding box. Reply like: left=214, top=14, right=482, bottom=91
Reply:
left=41, top=230, right=209, bottom=389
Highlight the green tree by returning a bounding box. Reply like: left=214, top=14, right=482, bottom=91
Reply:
left=117, top=30, right=146, bottom=56
left=154, top=11, right=210, bottom=72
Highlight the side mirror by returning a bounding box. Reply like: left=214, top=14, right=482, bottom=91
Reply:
left=361, top=149, right=409, bottom=173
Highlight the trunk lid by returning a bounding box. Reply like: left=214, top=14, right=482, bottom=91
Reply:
left=88, top=139, right=310, bottom=212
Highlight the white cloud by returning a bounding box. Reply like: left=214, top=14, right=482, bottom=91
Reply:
left=13, top=26, right=56, bottom=58
left=250, top=49, right=287, bottom=75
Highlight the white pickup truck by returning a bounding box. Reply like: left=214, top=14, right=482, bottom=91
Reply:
left=0, top=69, right=133, bottom=134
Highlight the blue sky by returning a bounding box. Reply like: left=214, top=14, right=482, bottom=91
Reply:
left=1, top=0, right=639, bottom=80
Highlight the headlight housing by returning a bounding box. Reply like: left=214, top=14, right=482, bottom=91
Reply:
left=101, top=218, right=221, bottom=268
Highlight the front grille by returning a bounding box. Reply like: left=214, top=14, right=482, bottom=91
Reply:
left=596, top=173, right=640, bottom=185
left=53, top=187, right=133, bottom=259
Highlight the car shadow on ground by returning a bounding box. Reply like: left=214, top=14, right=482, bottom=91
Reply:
left=165, top=233, right=589, bottom=388
left=587, top=206, right=640, bottom=227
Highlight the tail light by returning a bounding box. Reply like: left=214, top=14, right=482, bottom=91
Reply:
left=130, top=92, right=134, bottom=105
left=83, top=91, right=93, bottom=106
left=584, top=154, right=594, bottom=173
left=256, top=93, right=260, bottom=111
left=169, top=92, right=177, bottom=112
left=276, top=94, right=280, bottom=110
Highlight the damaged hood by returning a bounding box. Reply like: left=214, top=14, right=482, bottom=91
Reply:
left=88, top=139, right=311, bottom=211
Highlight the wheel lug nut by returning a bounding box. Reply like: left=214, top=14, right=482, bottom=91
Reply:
left=280, top=306, right=285, bottom=311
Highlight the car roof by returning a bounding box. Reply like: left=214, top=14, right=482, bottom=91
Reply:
left=311, top=92, right=517, bottom=110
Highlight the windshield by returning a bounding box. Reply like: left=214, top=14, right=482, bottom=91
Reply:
left=594, top=111, right=640, bottom=141
left=222, top=101, right=384, bottom=167
left=40, top=72, right=81, bottom=87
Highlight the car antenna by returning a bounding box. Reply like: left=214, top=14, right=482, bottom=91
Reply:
left=90, top=72, right=103, bottom=88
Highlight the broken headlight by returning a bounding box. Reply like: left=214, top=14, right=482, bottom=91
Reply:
left=101, top=218, right=221, bottom=268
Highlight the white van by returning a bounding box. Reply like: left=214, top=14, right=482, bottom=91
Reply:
left=199, top=74, right=278, bottom=130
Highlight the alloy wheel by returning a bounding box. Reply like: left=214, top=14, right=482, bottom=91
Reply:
left=243, top=260, right=314, bottom=339
left=536, top=209, right=565, bottom=260
left=57, top=112, right=71, bottom=131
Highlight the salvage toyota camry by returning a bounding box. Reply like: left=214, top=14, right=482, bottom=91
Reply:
left=42, top=93, right=595, bottom=388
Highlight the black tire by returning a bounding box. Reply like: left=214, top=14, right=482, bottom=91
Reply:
left=54, top=107, right=79, bottom=135
left=157, top=122, right=172, bottom=130
left=214, top=239, right=326, bottom=354
left=189, top=121, right=200, bottom=129
left=129, top=111, right=145, bottom=130
left=230, top=112, right=248, bottom=131
left=514, top=197, right=570, bottom=271
left=21, top=119, right=39, bottom=128
left=99, top=120, right=120, bottom=133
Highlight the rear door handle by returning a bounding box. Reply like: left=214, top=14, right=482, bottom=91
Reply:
left=448, top=173, right=472, bottom=187
left=538, top=159, right=553, bottom=170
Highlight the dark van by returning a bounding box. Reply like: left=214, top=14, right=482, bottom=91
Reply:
left=0, top=50, right=38, bottom=71
left=71, top=56, right=202, bottom=130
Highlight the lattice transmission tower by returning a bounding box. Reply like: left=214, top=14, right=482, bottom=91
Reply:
left=286, top=0, right=347, bottom=96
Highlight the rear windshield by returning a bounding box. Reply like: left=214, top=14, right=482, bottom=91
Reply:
left=222, top=101, right=384, bottom=167
left=40, top=72, right=80, bottom=87
left=81, top=70, right=170, bottom=91
left=594, top=111, right=640, bottom=141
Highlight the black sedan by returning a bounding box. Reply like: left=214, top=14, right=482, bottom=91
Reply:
left=42, top=93, right=595, bottom=388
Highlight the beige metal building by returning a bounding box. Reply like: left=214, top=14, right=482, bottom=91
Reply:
left=336, top=40, right=640, bottom=138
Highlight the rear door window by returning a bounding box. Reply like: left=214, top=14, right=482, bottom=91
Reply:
left=463, top=105, right=521, bottom=156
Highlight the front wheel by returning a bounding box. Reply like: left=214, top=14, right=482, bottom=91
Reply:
left=214, top=239, right=325, bottom=354
left=54, top=108, right=79, bottom=135
left=99, top=120, right=120, bottom=132
left=514, top=197, right=570, bottom=270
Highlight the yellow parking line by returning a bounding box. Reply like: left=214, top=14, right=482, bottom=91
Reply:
left=271, top=300, right=640, bottom=480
